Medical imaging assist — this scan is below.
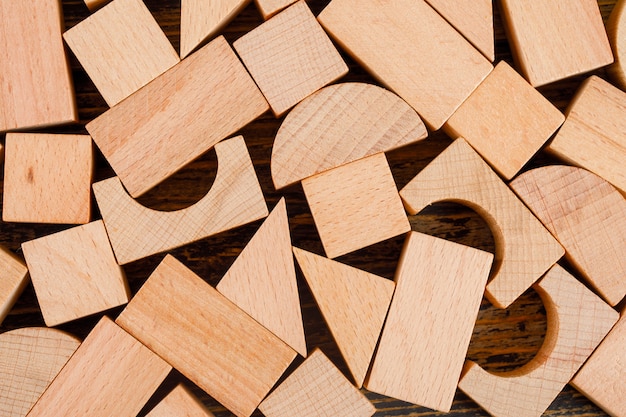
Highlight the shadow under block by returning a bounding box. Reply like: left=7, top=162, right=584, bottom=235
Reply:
left=0, top=246, right=29, bottom=325
left=258, top=349, right=375, bottom=417
left=254, top=0, right=297, bottom=19
left=499, top=0, right=613, bottom=87
left=93, top=136, right=268, bottom=265
left=271, top=82, right=428, bottom=189
left=318, top=0, right=492, bottom=130
left=608, top=0, right=626, bottom=90
left=146, top=384, right=215, bottom=417
left=399, top=139, right=564, bottom=309
left=301, top=153, right=410, bottom=259
left=459, top=265, right=619, bottom=417
left=116, top=255, right=297, bottom=417
left=234, top=1, right=347, bottom=117
left=0, top=0, right=77, bottom=132
left=21, top=220, right=130, bottom=327
left=365, top=232, right=493, bottom=412
left=86, top=35, right=268, bottom=198
left=444, top=61, right=564, bottom=180
left=293, top=247, right=395, bottom=387
left=2, top=133, right=93, bottom=224
left=84, top=0, right=110, bottom=11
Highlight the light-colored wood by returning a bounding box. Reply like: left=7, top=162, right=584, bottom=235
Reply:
left=292, top=247, right=395, bottom=387
left=116, top=255, right=297, bottom=417
left=444, top=61, right=564, bottom=180
left=2, top=133, right=93, bottom=224
left=217, top=198, right=306, bottom=357
left=84, top=0, right=110, bottom=11
left=64, top=0, right=179, bottom=107
left=271, top=82, right=428, bottom=189
left=0, top=0, right=77, bottom=131
left=93, top=136, right=268, bottom=265
left=0, top=246, right=29, bottom=325
left=302, top=153, right=410, bottom=259
left=21, top=220, right=130, bottom=327
left=86, top=35, right=268, bottom=198
left=499, top=0, right=613, bottom=87
left=400, top=139, right=564, bottom=309
left=27, top=317, right=171, bottom=417
left=318, top=0, right=492, bottom=130
left=233, top=1, right=347, bottom=117
left=511, top=165, right=626, bottom=307
left=0, top=328, right=80, bottom=417
left=254, top=0, right=297, bottom=19
left=608, top=0, right=626, bottom=90
left=459, top=265, right=619, bottom=417
left=365, top=232, right=493, bottom=412
left=146, top=384, right=215, bottom=417
left=258, top=348, right=375, bottom=417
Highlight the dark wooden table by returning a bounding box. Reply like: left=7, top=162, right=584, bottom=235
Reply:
left=0, top=1, right=620, bottom=416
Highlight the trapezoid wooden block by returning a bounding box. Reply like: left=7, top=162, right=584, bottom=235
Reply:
left=0, top=246, right=29, bottom=326
left=93, top=136, right=268, bottom=265
left=146, top=384, right=214, bottom=417
left=254, top=0, right=297, bottom=19
left=399, top=138, right=564, bottom=309
left=608, top=0, right=626, bottom=90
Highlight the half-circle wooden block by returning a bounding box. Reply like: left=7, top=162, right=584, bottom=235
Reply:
left=608, top=0, right=626, bottom=90
left=271, top=82, right=427, bottom=189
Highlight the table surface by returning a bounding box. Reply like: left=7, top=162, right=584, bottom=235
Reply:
left=0, top=1, right=620, bottom=416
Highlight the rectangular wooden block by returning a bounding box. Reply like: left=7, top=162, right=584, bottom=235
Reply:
left=254, top=0, right=297, bottom=19
left=0, top=245, right=29, bottom=325
left=146, top=384, right=214, bottom=417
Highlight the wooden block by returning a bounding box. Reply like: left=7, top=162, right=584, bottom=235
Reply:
left=146, top=384, right=214, bottom=417
left=116, top=255, right=297, bottom=417
left=2, top=133, right=93, bottom=224
left=444, top=62, right=564, bottom=180
left=608, top=0, right=626, bottom=90
left=302, top=153, right=410, bottom=259
left=258, top=348, right=375, bottom=417
left=254, top=0, right=297, bottom=19
left=365, top=232, right=493, bottom=412
left=27, top=317, right=171, bottom=417
left=84, top=0, right=110, bottom=11
left=400, top=139, right=564, bottom=309
left=271, top=82, right=428, bottom=189
left=318, top=0, right=492, bottom=130
left=292, top=247, right=395, bottom=387
left=234, top=1, right=348, bottom=117
left=86, top=36, right=268, bottom=198
left=459, top=265, right=619, bottom=417
left=21, top=220, right=130, bottom=327
left=217, top=198, right=306, bottom=356
left=93, top=136, right=268, bottom=264
left=0, top=246, right=29, bottom=325
left=499, top=0, right=613, bottom=86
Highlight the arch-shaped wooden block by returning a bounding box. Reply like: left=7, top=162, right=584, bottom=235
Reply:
left=271, top=82, right=427, bottom=189
left=93, top=136, right=268, bottom=265
left=608, top=0, right=626, bottom=90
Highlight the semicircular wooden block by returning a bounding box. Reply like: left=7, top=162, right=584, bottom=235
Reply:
left=458, top=265, right=618, bottom=417
left=271, top=82, right=428, bottom=189
left=92, top=136, right=268, bottom=265
left=608, top=0, right=626, bottom=90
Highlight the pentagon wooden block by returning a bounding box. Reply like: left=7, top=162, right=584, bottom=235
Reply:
left=21, top=220, right=130, bottom=327
left=258, top=349, right=375, bottom=417
left=608, top=0, right=626, bottom=90
left=84, top=0, right=109, bottom=11
left=146, top=384, right=214, bottom=417
left=87, top=35, right=268, bottom=198
left=27, top=317, right=171, bottom=417
left=254, top=0, right=297, bottom=19
left=302, top=153, right=410, bottom=259
left=93, top=136, right=268, bottom=264
left=444, top=61, right=564, bottom=180
left=400, top=139, right=564, bottom=309
left=234, top=1, right=348, bottom=117
left=116, top=255, right=297, bottom=417
left=0, top=246, right=29, bottom=325
left=459, top=265, right=618, bottom=417
left=271, top=82, right=428, bottom=189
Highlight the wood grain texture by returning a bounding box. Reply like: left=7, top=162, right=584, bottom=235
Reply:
left=0, top=246, right=28, bottom=326
left=608, top=0, right=626, bottom=89
left=254, top=0, right=297, bottom=19
left=146, top=384, right=215, bottom=417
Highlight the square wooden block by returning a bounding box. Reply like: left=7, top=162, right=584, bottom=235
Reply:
left=0, top=246, right=29, bottom=325
left=3, top=133, right=93, bottom=224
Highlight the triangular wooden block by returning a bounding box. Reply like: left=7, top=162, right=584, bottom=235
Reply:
left=217, top=198, right=306, bottom=357
left=293, top=247, right=395, bottom=387
left=146, top=384, right=214, bottom=417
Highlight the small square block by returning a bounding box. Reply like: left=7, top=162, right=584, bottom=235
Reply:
left=0, top=246, right=29, bottom=325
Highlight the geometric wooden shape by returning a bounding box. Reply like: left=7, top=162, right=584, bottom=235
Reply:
left=258, top=348, right=376, bottom=417
left=511, top=165, right=626, bottom=306
left=318, top=0, right=493, bottom=130
left=444, top=62, right=564, bottom=180
left=21, top=220, right=130, bottom=327
left=116, top=255, right=297, bottom=417
left=233, top=1, right=348, bottom=117
left=93, top=136, right=268, bottom=265
left=292, top=247, right=395, bottom=387
left=0, top=246, right=29, bottom=326
left=146, top=384, right=214, bottom=417
left=271, top=82, right=428, bottom=189
left=365, top=232, right=493, bottom=412
left=86, top=36, right=268, bottom=198
left=84, top=0, right=109, bottom=11
left=254, top=0, right=297, bottom=19
left=2, top=133, right=93, bottom=224
left=302, top=153, right=410, bottom=259
left=217, top=198, right=306, bottom=356
left=458, top=265, right=619, bottom=417
left=608, top=0, right=626, bottom=90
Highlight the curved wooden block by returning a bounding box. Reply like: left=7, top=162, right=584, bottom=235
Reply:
left=271, top=82, right=427, bottom=189
left=608, top=0, right=626, bottom=90
left=93, top=136, right=268, bottom=265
